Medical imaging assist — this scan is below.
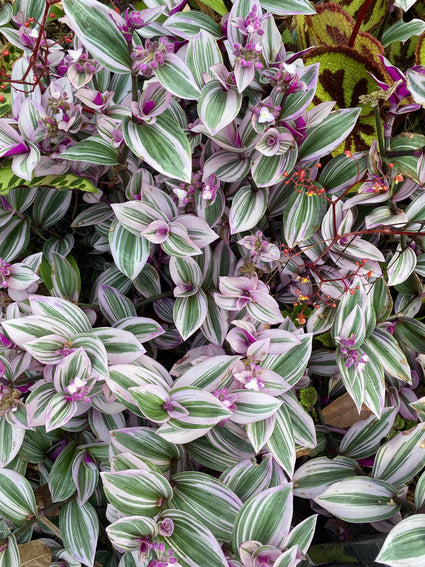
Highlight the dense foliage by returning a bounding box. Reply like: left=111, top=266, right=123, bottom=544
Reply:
left=1, top=0, right=425, bottom=565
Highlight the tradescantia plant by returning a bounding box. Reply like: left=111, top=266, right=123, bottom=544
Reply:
left=2, top=0, right=425, bottom=565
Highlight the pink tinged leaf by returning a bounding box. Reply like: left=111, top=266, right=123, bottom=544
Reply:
left=173, top=214, right=218, bottom=249
left=162, top=222, right=202, bottom=257
left=25, top=382, right=56, bottom=427
left=247, top=290, right=284, bottom=324
left=141, top=220, right=170, bottom=244
left=12, top=143, right=40, bottom=182
left=45, top=393, right=79, bottom=432
left=140, top=81, right=172, bottom=117
left=7, top=264, right=39, bottom=290
left=112, top=201, right=168, bottom=235
left=3, top=142, right=28, bottom=157
left=0, top=119, right=26, bottom=156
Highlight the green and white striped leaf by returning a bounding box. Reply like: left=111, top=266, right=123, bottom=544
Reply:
left=0, top=534, right=19, bottom=567
left=107, top=363, right=170, bottom=415
left=293, top=456, right=359, bottom=499
left=25, top=383, right=56, bottom=427
left=200, top=293, right=228, bottom=346
left=60, top=135, right=120, bottom=165
left=283, top=184, right=326, bottom=247
left=262, top=334, right=312, bottom=387
left=155, top=53, right=201, bottom=100
left=163, top=11, right=222, bottom=39
left=71, top=203, right=112, bottom=228
left=299, top=108, right=361, bottom=161
left=32, top=187, right=73, bottom=228
left=387, top=245, right=417, bottom=287
left=98, top=285, right=136, bottom=324
left=319, top=151, right=368, bottom=195
left=109, top=219, right=151, bottom=280
left=233, top=484, right=293, bottom=555
left=186, top=31, right=223, bottom=89
left=101, top=469, right=173, bottom=516
left=0, top=216, right=30, bottom=262
left=339, top=407, right=397, bottom=460
left=174, top=355, right=240, bottom=391
left=314, top=477, right=399, bottom=523
left=62, top=0, right=131, bottom=73
left=173, top=291, right=208, bottom=340
left=203, top=150, right=251, bottom=183
left=229, top=185, right=268, bottom=234
left=113, top=317, right=164, bottom=342
left=45, top=393, right=78, bottom=432
left=382, top=18, right=425, bottom=47
left=129, top=383, right=170, bottom=423
left=133, top=263, right=161, bottom=297
left=169, top=255, right=203, bottom=288
left=170, top=472, right=242, bottom=541
left=365, top=329, right=411, bottom=383
left=416, top=469, right=425, bottom=511
left=71, top=334, right=109, bottom=381
left=105, top=516, right=157, bottom=552
left=123, top=114, right=192, bottom=183
left=361, top=341, right=385, bottom=418
left=59, top=499, right=99, bottom=567
left=372, top=422, right=425, bottom=487
left=0, top=469, right=38, bottom=525
left=0, top=419, right=25, bottom=468
left=29, top=295, right=91, bottom=335
left=88, top=327, right=144, bottom=365
left=282, top=392, right=316, bottom=449
left=51, top=252, right=79, bottom=302
left=110, top=426, right=183, bottom=471
left=220, top=456, right=273, bottom=502
left=266, top=404, right=296, bottom=475
left=376, top=514, right=425, bottom=567
left=48, top=441, right=77, bottom=503
left=259, top=0, right=315, bottom=15
left=167, top=386, right=232, bottom=428
left=285, top=514, right=317, bottom=555
left=14, top=0, right=45, bottom=20
left=407, top=68, right=425, bottom=106
left=187, top=422, right=255, bottom=472
left=394, top=317, right=425, bottom=354
left=246, top=416, right=276, bottom=452
left=198, top=81, right=242, bottom=135
left=232, top=390, right=281, bottom=425
left=157, top=509, right=228, bottom=567
left=72, top=451, right=99, bottom=505
left=251, top=149, right=298, bottom=188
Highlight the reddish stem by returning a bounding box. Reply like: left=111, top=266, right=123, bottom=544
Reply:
left=348, top=0, right=374, bottom=48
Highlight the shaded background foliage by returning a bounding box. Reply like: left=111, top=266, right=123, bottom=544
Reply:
left=1, top=0, right=425, bottom=566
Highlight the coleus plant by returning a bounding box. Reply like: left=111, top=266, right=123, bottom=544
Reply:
left=1, top=0, right=425, bottom=565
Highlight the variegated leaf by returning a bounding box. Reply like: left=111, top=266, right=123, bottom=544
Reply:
left=62, top=0, right=131, bottom=73
left=122, top=114, right=192, bottom=183
left=229, top=186, right=268, bottom=234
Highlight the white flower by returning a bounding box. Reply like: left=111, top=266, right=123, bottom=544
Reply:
left=258, top=107, right=275, bottom=124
